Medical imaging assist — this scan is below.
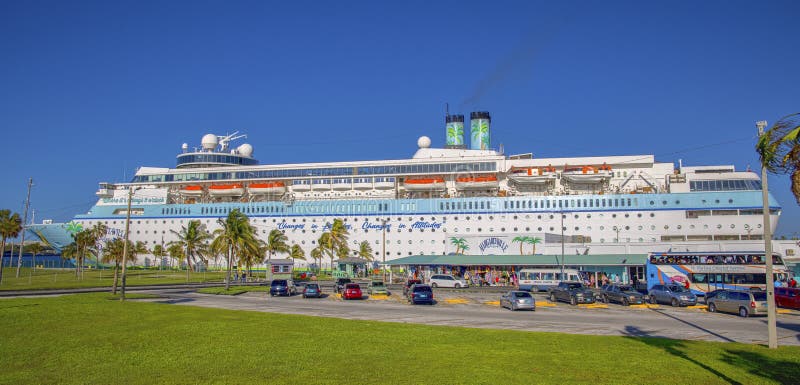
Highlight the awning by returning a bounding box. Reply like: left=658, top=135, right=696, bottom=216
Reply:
left=384, top=254, right=647, bottom=266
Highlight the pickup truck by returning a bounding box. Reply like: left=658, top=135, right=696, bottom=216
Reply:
left=548, top=281, right=596, bottom=305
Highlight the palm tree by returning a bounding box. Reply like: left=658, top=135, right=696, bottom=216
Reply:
left=27, top=242, right=43, bottom=272
left=756, top=113, right=800, bottom=203
left=317, top=232, right=333, bottom=274
left=449, top=237, right=467, bottom=254
left=90, top=223, right=108, bottom=269
left=170, top=220, right=212, bottom=282
left=328, top=219, right=349, bottom=271
left=237, top=239, right=266, bottom=281
left=0, top=210, right=22, bottom=284
left=288, top=244, right=306, bottom=272
left=74, top=229, right=95, bottom=279
left=166, top=243, right=185, bottom=270
left=357, top=241, right=373, bottom=261
left=151, top=244, right=165, bottom=269
left=60, top=242, right=79, bottom=272
left=511, top=236, right=529, bottom=255
left=211, top=209, right=258, bottom=290
left=529, top=237, right=542, bottom=255
left=102, top=238, right=125, bottom=294
left=310, top=247, right=322, bottom=275
left=265, top=229, right=290, bottom=264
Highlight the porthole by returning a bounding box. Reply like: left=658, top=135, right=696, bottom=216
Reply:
left=677, top=225, right=682, bottom=230
left=536, top=227, right=541, bottom=231
left=587, top=214, right=592, bottom=219
left=574, top=226, right=579, bottom=231
left=717, top=224, right=722, bottom=229
left=500, top=227, right=505, bottom=232
left=650, top=225, right=656, bottom=230
left=662, top=200, right=667, bottom=205
left=675, top=200, right=680, bottom=205
left=730, top=224, right=735, bottom=229
left=574, top=214, right=579, bottom=219
left=600, top=226, right=605, bottom=230
left=624, top=214, right=629, bottom=218
left=637, top=226, right=643, bottom=230
left=690, top=225, right=695, bottom=229
left=513, top=216, right=518, bottom=220
left=513, top=227, right=518, bottom=231
left=612, top=214, right=617, bottom=218
left=728, top=199, right=733, bottom=204
left=466, top=216, right=471, bottom=220
left=637, top=213, right=642, bottom=218
left=649, top=201, right=655, bottom=205
left=478, top=216, right=482, bottom=220
left=650, top=213, right=655, bottom=217
left=664, top=225, right=669, bottom=230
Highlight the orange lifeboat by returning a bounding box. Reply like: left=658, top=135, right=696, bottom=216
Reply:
left=404, top=177, right=446, bottom=191
left=248, top=181, right=286, bottom=195
left=208, top=183, right=244, bottom=197
left=562, top=166, right=610, bottom=183
left=180, top=185, right=204, bottom=197
left=507, top=167, right=555, bottom=185
left=455, top=175, right=499, bottom=190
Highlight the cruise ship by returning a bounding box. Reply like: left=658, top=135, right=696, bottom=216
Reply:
left=29, top=111, right=798, bottom=268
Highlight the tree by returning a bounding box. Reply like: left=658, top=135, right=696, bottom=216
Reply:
left=317, top=232, right=333, bottom=273
left=529, top=237, right=542, bottom=255
left=357, top=241, right=373, bottom=261
left=151, top=244, right=165, bottom=269
left=102, top=238, right=125, bottom=294
left=27, top=242, right=43, bottom=272
left=450, top=237, right=467, bottom=254
left=289, top=244, right=305, bottom=263
left=169, top=220, right=212, bottom=282
left=756, top=113, right=800, bottom=203
left=74, top=229, right=95, bottom=279
left=310, top=247, right=322, bottom=275
left=211, top=210, right=258, bottom=290
left=60, top=242, right=79, bottom=272
left=265, top=229, right=290, bottom=264
left=0, top=210, right=22, bottom=284
left=90, top=222, right=108, bottom=269
left=328, top=219, right=349, bottom=271
left=512, top=236, right=529, bottom=255
left=166, top=243, right=185, bottom=271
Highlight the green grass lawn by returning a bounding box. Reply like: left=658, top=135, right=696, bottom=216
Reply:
left=0, top=268, right=227, bottom=291
left=0, top=294, right=798, bottom=384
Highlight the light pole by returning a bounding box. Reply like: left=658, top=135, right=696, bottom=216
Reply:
left=757, top=120, right=778, bottom=349
left=120, top=186, right=140, bottom=301
left=560, top=212, right=565, bottom=280
left=381, top=218, right=389, bottom=283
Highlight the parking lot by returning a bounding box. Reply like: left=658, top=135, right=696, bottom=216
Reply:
left=145, top=285, right=800, bottom=346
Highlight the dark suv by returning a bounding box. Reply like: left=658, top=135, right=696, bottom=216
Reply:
left=548, top=281, right=595, bottom=305
left=334, top=278, right=352, bottom=294
left=407, top=284, right=434, bottom=305
left=600, top=284, right=645, bottom=306
left=269, top=279, right=296, bottom=296
left=402, top=279, right=422, bottom=296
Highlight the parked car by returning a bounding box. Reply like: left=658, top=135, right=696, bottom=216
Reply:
left=334, top=278, right=352, bottom=294
left=600, top=284, right=645, bottom=306
left=407, top=284, right=434, bottom=305
left=707, top=289, right=768, bottom=317
left=775, top=287, right=800, bottom=310
left=269, top=279, right=296, bottom=296
left=500, top=290, right=536, bottom=311
left=428, top=274, right=468, bottom=288
left=302, top=283, right=322, bottom=298
left=368, top=281, right=389, bottom=295
left=341, top=283, right=363, bottom=300
left=548, top=281, right=595, bottom=305
left=648, top=284, right=697, bottom=307
left=402, top=279, right=422, bottom=296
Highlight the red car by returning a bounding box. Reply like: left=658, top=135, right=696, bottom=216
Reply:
left=342, top=283, right=363, bottom=300
left=775, top=287, right=800, bottom=310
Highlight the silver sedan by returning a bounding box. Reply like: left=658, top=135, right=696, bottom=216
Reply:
left=500, top=291, right=536, bottom=311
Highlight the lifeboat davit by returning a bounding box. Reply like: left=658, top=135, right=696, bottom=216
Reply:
left=507, top=167, right=557, bottom=185
left=562, top=165, right=612, bottom=183
left=208, top=183, right=244, bottom=197
left=404, top=177, right=446, bottom=191
left=455, top=175, right=499, bottom=190
left=248, top=182, right=286, bottom=195
left=180, top=185, right=204, bottom=197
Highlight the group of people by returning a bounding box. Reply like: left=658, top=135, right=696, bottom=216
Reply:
left=775, top=277, right=798, bottom=288
left=649, top=254, right=773, bottom=265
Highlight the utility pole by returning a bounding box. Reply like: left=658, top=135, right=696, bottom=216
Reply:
left=560, top=212, right=565, bottom=280
left=381, top=219, right=389, bottom=283
left=757, top=120, right=778, bottom=349
left=120, top=186, right=135, bottom=301
left=15, top=178, right=33, bottom=278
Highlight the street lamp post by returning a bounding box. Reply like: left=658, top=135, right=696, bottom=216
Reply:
left=560, top=212, right=565, bottom=280
left=120, top=186, right=140, bottom=301
left=757, top=120, right=778, bottom=349
left=381, top=218, right=389, bottom=283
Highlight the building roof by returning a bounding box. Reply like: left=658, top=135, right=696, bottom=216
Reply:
left=383, top=254, right=647, bottom=266
left=336, top=257, right=370, bottom=264
left=267, top=259, right=294, bottom=265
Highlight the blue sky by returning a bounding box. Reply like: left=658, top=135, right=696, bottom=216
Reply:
left=1, top=1, right=799, bottom=235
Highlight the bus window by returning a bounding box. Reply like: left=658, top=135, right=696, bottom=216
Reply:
left=542, top=273, right=554, bottom=280
left=692, top=274, right=707, bottom=284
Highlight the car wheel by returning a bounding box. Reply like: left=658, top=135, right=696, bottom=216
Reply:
left=739, top=307, right=749, bottom=318
left=570, top=297, right=577, bottom=306
left=455, top=283, right=461, bottom=288
left=622, top=298, right=629, bottom=306
left=549, top=293, right=556, bottom=302
left=602, top=295, right=608, bottom=304
left=671, top=298, right=679, bottom=307
left=431, top=283, right=438, bottom=288
left=708, top=303, right=716, bottom=313
left=511, top=303, right=517, bottom=311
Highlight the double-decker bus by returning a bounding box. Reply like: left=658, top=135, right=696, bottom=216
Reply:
left=646, top=251, right=791, bottom=296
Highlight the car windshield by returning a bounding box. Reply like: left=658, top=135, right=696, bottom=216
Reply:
left=407, top=280, right=421, bottom=286
left=372, top=282, right=384, bottom=287
left=272, top=280, right=287, bottom=286
left=513, top=292, right=532, bottom=298
left=306, top=284, right=319, bottom=289
left=345, top=284, right=359, bottom=289
left=567, top=283, right=583, bottom=289
left=752, top=292, right=767, bottom=301
left=668, top=285, right=687, bottom=292
left=618, top=286, right=633, bottom=292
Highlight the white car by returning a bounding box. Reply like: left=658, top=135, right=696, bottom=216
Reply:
left=428, top=274, right=468, bottom=288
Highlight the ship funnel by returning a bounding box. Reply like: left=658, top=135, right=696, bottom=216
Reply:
left=445, top=114, right=465, bottom=149
left=469, top=111, right=491, bottom=150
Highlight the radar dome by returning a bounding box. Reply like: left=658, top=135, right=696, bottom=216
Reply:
left=181, top=143, right=188, bottom=150
left=417, top=136, right=431, bottom=149
left=201, top=134, right=218, bottom=151
left=237, top=143, right=254, bottom=157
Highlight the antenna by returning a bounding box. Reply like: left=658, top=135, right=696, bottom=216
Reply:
left=445, top=103, right=449, bottom=116
left=217, top=131, right=247, bottom=152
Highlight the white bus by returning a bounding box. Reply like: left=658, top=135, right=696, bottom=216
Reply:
left=518, top=268, right=582, bottom=292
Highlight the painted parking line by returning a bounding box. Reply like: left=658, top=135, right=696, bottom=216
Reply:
left=369, top=294, right=389, bottom=300
left=577, top=303, right=608, bottom=309
left=629, top=304, right=660, bottom=309
left=685, top=305, right=707, bottom=311
left=535, top=301, right=556, bottom=307
left=777, top=309, right=794, bottom=314
left=444, top=298, right=471, bottom=305
left=483, top=300, right=500, bottom=306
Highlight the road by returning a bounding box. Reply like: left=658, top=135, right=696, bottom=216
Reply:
left=139, top=288, right=800, bottom=346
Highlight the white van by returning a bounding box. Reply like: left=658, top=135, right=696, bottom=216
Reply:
left=518, top=269, right=581, bottom=292
left=428, top=274, right=468, bottom=288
